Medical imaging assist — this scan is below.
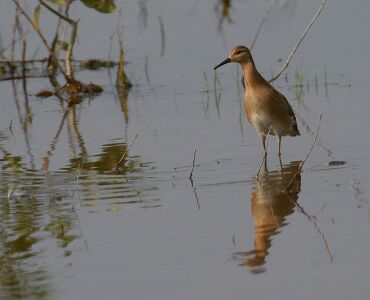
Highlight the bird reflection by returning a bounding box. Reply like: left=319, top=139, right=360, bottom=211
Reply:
left=233, top=161, right=302, bottom=271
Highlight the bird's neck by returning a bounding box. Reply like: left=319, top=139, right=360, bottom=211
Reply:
left=242, top=60, right=267, bottom=89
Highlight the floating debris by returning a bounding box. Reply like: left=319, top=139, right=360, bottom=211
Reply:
left=35, top=90, right=54, bottom=98
left=81, top=82, right=104, bottom=95
left=328, top=160, right=346, bottom=166
left=80, top=59, right=116, bottom=70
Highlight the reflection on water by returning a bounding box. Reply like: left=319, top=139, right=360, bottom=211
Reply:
left=66, top=141, right=135, bottom=174
left=0, top=135, right=158, bottom=298
left=1, top=0, right=367, bottom=298
left=215, top=0, right=234, bottom=31
left=233, top=161, right=301, bottom=273
left=1, top=169, right=65, bottom=298
left=64, top=141, right=160, bottom=206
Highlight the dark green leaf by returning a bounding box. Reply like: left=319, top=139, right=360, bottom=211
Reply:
left=80, top=0, right=116, bottom=13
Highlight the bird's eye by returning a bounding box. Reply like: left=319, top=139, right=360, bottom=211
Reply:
left=236, top=51, right=242, bottom=55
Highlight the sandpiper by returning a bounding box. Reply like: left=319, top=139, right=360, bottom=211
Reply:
left=214, top=45, right=300, bottom=157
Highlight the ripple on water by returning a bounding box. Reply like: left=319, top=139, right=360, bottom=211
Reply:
left=0, top=158, right=160, bottom=298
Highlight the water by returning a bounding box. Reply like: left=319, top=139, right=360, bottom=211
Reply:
left=1, top=0, right=370, bottom=299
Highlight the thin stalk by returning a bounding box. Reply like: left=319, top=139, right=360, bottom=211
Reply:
left=39, top=0, right=78, bottom=81
left=269, top=0, right=326, bottom=83
left=116, top=135, right=138, bottom=171
left=11, top=0, right=69, bottom=81
left=285, top=113, right=323, bottom=192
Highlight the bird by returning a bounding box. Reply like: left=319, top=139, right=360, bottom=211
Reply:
left=214, top=45, right=300, bottom=157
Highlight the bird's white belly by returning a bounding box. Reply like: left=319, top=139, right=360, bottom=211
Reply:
left=250, top=113, right=289, bottom=136
left=251, top=113, right=273, bottom=136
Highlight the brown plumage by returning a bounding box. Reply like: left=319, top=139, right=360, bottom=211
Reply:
left=214, top=45, right=300, bottom=156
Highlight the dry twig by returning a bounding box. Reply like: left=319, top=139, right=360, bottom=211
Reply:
left=269, top=0, right=327, bottom=83
left=250, top=0, right=277, bottom=51
left=11, top=0, right=69, bottom=81
left=189, top=146, right=199, bottom=209
left=39, top=0, right=78, bottom=81
left=116, top=134, right=138, bottom=171
left=285, top=113, right=323, bottom=192
left=189, top=146, right=197, bottom=182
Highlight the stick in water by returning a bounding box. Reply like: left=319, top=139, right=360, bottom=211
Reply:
left=189, top=146, right=197, bottom=182
left=116, top=134, right=138, bottom=171
left=269, top=0, right=327, bottom=83
left=285, top=113, right=323, bottom=192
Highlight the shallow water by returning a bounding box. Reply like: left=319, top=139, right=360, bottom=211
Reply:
left=1, top=0, right=370, bottom=299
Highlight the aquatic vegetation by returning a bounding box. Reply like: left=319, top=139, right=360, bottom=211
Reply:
left=0, top=1, right=369, bottom=299
left=4, top=0, right=131, bottom=105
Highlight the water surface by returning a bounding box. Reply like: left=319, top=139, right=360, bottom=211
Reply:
left=1, top=0, right=370, bottom=299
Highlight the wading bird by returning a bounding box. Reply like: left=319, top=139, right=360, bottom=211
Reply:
left=214, top=45, right=300, bottom=157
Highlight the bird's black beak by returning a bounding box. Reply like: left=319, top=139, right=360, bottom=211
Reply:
left=214, top=57, right=232, bottom=70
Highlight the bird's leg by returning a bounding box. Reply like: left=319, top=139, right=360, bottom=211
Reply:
left=256, top=134, right=268, bottom=177
left=256, top=151, right=268, bottom=177
left=277, top=136, right=283, bottom=169
left=278, top=154, right=283, bottom=169
left=277, top=136, right=282, bottom=157
left=261, top=134, right=267, bottom=156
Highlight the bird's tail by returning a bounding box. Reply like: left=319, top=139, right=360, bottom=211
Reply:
left=290, top=124, right=300, bottom=136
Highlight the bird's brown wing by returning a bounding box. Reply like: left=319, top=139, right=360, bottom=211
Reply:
left=273, top=90, right=300, bottom=136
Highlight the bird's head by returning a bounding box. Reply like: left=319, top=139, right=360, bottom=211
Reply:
left=214, top=45, right=252, bottom=70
